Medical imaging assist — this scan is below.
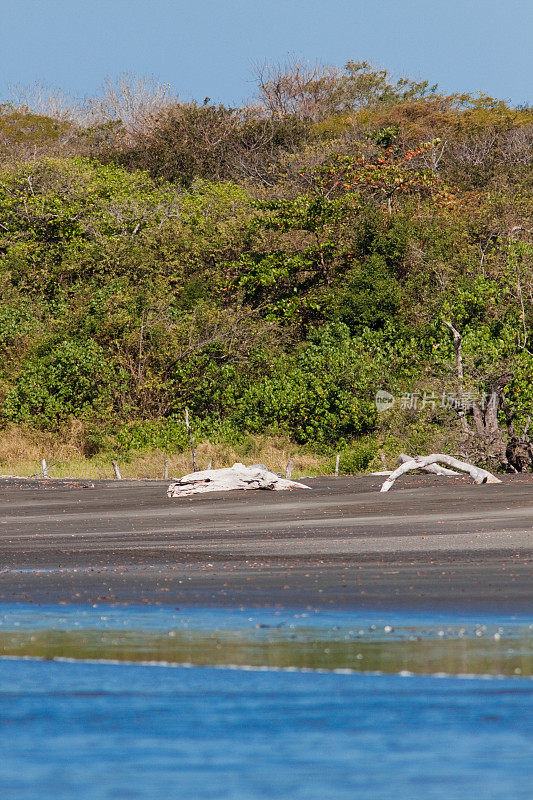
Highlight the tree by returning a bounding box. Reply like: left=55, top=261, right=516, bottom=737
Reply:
left=255, top=59, right=438, bottom=122
left=0, top=105, right=75, bottom=162
left=313, top=139, right=451, bottom=215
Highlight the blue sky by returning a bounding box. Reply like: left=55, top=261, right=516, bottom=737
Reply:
left=1, top=0, right=532, bottom=106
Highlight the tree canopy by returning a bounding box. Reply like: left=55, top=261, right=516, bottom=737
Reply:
left=1, top=62, right=531, bottom=471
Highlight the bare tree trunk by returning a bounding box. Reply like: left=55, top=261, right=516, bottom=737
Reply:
left=471, top=373, right=513, bottom=469
left=442, top=322, right=517, bottom=470
left=137, top=312, right=145, bottom=383
left=443, top=321, right=470, bottom=437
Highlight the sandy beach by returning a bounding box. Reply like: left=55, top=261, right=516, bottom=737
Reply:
left=1, top=474, right=532, bottom=612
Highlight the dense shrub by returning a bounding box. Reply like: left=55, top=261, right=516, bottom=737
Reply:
left=338, top=439, right=381, bottom=473
left=228, top=325, right=380, bottom=444
left=0, top=68, right=531, bottom=468
left=3, top=340, right=127, bottom=428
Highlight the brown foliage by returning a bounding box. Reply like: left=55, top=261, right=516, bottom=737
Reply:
left=111, top=102, right=311, bottom=186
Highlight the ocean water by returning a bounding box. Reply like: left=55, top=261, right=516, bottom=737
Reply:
left=1, top=604, right=532, bottom=800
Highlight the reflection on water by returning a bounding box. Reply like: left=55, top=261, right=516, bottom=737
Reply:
left=0, top=604, right=531, bottom=676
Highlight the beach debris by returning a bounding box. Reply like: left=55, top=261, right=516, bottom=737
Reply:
left=167, top=462, right=310, bottom=497
left=372, top=453, right=462, bottom=478
left=380, top=454, right=502, bottom=492
left=397, top=452, right=461, bottom=476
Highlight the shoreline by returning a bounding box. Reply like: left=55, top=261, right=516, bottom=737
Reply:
left=1, top=474, right=532, bottom=613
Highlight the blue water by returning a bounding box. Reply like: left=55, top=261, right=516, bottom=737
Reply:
left=1, top=601, right=531, bottom=633
left=1, top=604, right=532, bottom=799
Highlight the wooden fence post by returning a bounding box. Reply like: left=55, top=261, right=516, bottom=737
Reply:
left=184, top=408, right=197, bottom=472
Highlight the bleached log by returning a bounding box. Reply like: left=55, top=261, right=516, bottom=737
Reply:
left=371, top=453, right=460, bottom=478
left=167, top=462, right=309, bottom=497
left=398, top=452, right=461, bottom=476
left=380, top=454, right=501, bottom=493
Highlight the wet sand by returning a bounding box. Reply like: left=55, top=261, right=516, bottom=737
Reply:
left=1, top=474, right=532, bottom=612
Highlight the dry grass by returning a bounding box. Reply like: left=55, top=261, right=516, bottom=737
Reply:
left=0, top=425, right=330, bottom=479
left=0, top=419, right=463, bottom=480
left=0, top=422, right=86, bottom=476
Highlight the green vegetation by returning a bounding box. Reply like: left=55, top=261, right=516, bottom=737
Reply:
left=0, top=62, right=531, bottom=475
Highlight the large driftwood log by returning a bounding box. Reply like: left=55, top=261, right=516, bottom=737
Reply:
left=167, top=462, right=309, bottom=497
left=380, top=454, right=502, bottom=493
left=372, top=453, right=461, bottom=478
left=397, top=452, right=460, bottom=476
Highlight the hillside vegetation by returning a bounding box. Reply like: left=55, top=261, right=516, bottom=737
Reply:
left=0, top=63, right=531, bottom=476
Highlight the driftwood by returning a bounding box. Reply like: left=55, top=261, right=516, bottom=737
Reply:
left=397, top=452, right=460, bottom=476
left=167, top=462, right=310, bottom=497
left=380, top=454, right=502, bottom=492
left=371, top=454, right=461, bottom=478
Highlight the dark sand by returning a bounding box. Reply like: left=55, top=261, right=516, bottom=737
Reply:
left=1, top=474, right=532, bottom=612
